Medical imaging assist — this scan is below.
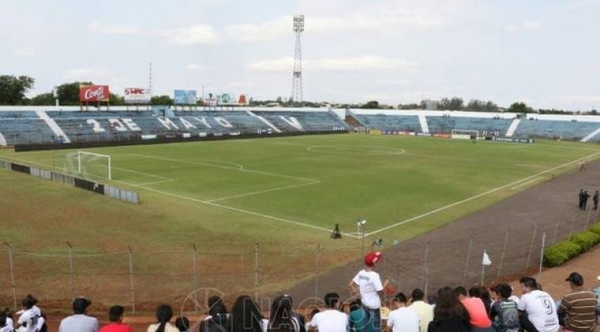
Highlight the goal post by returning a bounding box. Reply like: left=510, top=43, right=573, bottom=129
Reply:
left=451, top=129, right=480, bottom=140
left=76, top=151, right=112, bottom=180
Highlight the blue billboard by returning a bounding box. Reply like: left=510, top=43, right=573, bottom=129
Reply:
left=174, top=90, right=197, bottom=105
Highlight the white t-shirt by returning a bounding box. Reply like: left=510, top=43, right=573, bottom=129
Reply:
left=517, top=290, right=559, bottom=332
left=387, top=307, right=420, bottom=332
left=352, top=269, right=384, bottom=309
left=18, top=306, right=44, bottom=332
left=59, top=314, right=99, bottom=332
left=410, top=300, right=433, bottom=332
left=307, top=309, right=348, bottom=332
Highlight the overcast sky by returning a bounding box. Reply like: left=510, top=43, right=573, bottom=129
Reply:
left=1, top=0, right=599, bottom=110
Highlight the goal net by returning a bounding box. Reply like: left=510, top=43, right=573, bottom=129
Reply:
left=451, top=129, right=480, bottom=140
left=64, top=151, right=112, bottom=180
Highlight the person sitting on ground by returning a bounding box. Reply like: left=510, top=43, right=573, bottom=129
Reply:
left=175, top=316, right=193, bottom=332
left=200, top=296, right=230, bottom=332
left=17, top=294, right=46, bottom=332
left=230, top=295, right=265, bottom=332
left=0, top=310, right=12, bottom=332
left=409, top=288, right=433, bottom=332
left=558, top=272, right=597, bottom=332
left=307, top=292, right=348, bottom=332
left=386, top=292, right=419, bottom=332
left=268, top=295, right=302, bottom=332
left=517, top=276, right=559, bottom=332
left=428, top=287, right=471, bottom=332
left=147, top=304, right=178, bottom=332
left=490, top=283, right=521, bottom=332
left=455, top=286, right=494, bottom=332
left=99, top=305, right=132, bottom=332
left=59, top=297, right=99, bottom=332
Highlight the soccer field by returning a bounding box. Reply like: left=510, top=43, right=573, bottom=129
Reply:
left=3, top=134, right=599, bottom=240
left=2, top=133, right=600, bottom=308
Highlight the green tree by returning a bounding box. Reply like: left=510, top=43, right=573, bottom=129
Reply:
left=465, top=100, right=498, bottom=112
left=0, top=75, right=35, bottom=105
left=507, top=102, right=535, bottom=113
left=439, top=97, right=464, bottom=110
left=30, top=92, right=55, bottom=106
left=151, top=95, right=173, bottom=105
left=109, top=93, right=124, bottom=105
left=361, top=100, right=380, bottom=109
left=56, top=81, right=92, bottom=105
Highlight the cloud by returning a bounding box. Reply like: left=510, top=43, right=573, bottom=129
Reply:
left=186, top=63, right=206, bottom=71
left=309, top=8, right=445, bottom=35
left=505, top=20, right=543, bottom=32
left=228, top=81, right=256, bottom=88
left=63, top=68, right=116, bottom=82
left=160, top=25, right=218, bottom=45
left=549, top=95, right=600, bottom=103
left=247, top=56, right=416, bottom=72
left=88, top=21, right=144, bottom=35
left=224, top=16, right=289, bottom=43
left=376, top=79, right=411, bottom=85
left=12, top=46, right=36, bottom=57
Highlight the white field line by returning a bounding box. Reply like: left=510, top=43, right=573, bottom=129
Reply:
left=128, top=153, right=320, bottom=182
left=207, top=180, right=321, bottom=203
left=365, top=151, right=600, bottom=237
left=112, top=166, right=172, bottom=180
left=111, top=179, right=332, bottom=233
left=511, top=177, right=545, bottom=190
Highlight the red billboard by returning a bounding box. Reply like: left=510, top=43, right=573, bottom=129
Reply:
left=79, top=85, right=110, bottom=102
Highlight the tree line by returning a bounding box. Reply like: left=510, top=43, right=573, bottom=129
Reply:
left=0, top=74, right=595, bottom=114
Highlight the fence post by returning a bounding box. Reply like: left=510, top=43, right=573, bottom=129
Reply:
left=254, top=243, right=260, bottom=302
left=127, top=246, right=136, bottom=315
left=462, top=238, right=473, bottom=285
left=4, top=242, right=17, bottom=310
left=552, top=219, right=560, bottom=245
left=422, top=242, right=430, bottom=297
left=538, top=232, right=546, bottom=281
left=314, top=243, right=321, bottom=302
left=525, top=225, right=538, bottom=268
left=586, top=208, right=593, bottom=229
left=66, top=241, right=75, bottom=300
left=192, top=244, right=199, bottom=312
left=497, top=230, right=510, bottom=278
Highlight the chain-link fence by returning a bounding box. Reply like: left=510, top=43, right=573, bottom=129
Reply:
left=1, top=212, right=597, bottom=314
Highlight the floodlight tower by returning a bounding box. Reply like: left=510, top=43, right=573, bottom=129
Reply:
left=291, top=15, right=304, bottom=105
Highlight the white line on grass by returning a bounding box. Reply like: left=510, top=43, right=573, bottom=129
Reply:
left=206, top=180, right=321, bottom=203
left=511, top=177, right=545, bottom=190
left=111, top=179, right=333, bottom=233
left=366, top=151, right=600, bottom=237
left=128, top=153, right=320, bottom=182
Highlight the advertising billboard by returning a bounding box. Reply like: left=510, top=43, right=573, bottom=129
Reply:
left=79, top=85, right=110, bottom=102
left=124, top=88, right=151, bottom=104
left=218, top=93, right=235, bottom=106
left=174, top=90, right=197, bottom=105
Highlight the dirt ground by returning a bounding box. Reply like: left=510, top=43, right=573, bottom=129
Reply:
left=17, top=159, right=600, bottom=331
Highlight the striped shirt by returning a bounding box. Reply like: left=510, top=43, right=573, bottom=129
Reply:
left=558, top=290, right=598, bottom=332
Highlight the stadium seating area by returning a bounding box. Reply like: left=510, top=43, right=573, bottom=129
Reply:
left=2, top=108, right=600, bottom=146
left=513, top=119, right=600, bottom=140
left=350, top=113, right=421, bottom=132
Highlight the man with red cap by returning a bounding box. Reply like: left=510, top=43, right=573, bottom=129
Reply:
left=349, top=251, right=388, bottom=332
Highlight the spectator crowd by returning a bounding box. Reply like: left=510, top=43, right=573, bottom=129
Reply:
left=1, top=252, right=598, bottom=332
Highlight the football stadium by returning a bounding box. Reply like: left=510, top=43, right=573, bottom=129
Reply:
left=1, top=106, right=600, bottom=317
left=3, top=2, right=600, bottom=331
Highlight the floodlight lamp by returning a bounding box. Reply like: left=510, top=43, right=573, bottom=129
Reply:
left=358, top=219, right=366, bottom=225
